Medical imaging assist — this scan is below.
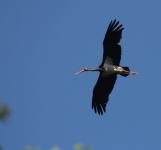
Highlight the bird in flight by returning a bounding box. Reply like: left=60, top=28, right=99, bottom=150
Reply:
left=75, top=19, right=138, bottom=115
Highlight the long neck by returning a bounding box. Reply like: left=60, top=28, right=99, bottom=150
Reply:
left=86, top=67, right=104, bottom=72
left=75, top=67, right=104, bottom=75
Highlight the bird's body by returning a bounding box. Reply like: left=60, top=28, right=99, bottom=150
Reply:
left=102, top=56, right=116, bottom=75
left=101, top=57, right=130, bottom=77
left=76, top=19, right=137, bottom=115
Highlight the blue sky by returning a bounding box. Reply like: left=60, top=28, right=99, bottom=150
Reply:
left=0, top=0, right=161, bottom=150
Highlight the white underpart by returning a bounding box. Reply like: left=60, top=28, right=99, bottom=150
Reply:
left=114, top=66, right=124, bottom=72
left=102, top=57, right=117, bottom=77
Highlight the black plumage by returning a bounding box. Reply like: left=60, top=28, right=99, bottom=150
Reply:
left=92, top=20, right=124, bottom=115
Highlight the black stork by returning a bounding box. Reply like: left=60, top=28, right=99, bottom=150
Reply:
left=75, top=20, right=137, bottom=115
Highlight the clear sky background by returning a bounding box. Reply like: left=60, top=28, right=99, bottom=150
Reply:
left=0, top=0, right=161, bottom=150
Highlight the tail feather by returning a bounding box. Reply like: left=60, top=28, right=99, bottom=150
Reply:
left=122, top=67, right=130, bottom=71
left=120, top=66, right=130, bottom=77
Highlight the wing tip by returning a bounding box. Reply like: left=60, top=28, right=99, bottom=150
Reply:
left=108, top=19, right=124, bottom=32
left=103, top=19, right=124, bottom=45
left=92, top=103, right=106, bottom=115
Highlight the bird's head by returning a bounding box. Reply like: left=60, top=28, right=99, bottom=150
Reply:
left=75, top=67, right=89, bottom=75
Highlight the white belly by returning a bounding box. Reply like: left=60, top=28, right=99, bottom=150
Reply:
left=102, top=64, right=115, bottom=77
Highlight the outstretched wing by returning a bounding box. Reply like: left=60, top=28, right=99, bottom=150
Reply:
left=92, top=20, right=124, bottom=115
left=92, top=73, right=117, bottom=115
left=101, top=19, right=124, bottom=66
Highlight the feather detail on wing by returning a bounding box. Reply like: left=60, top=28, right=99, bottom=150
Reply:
left=101, top=19, right=124, bottom=66
left=92, top=74, right=117, bottom=115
